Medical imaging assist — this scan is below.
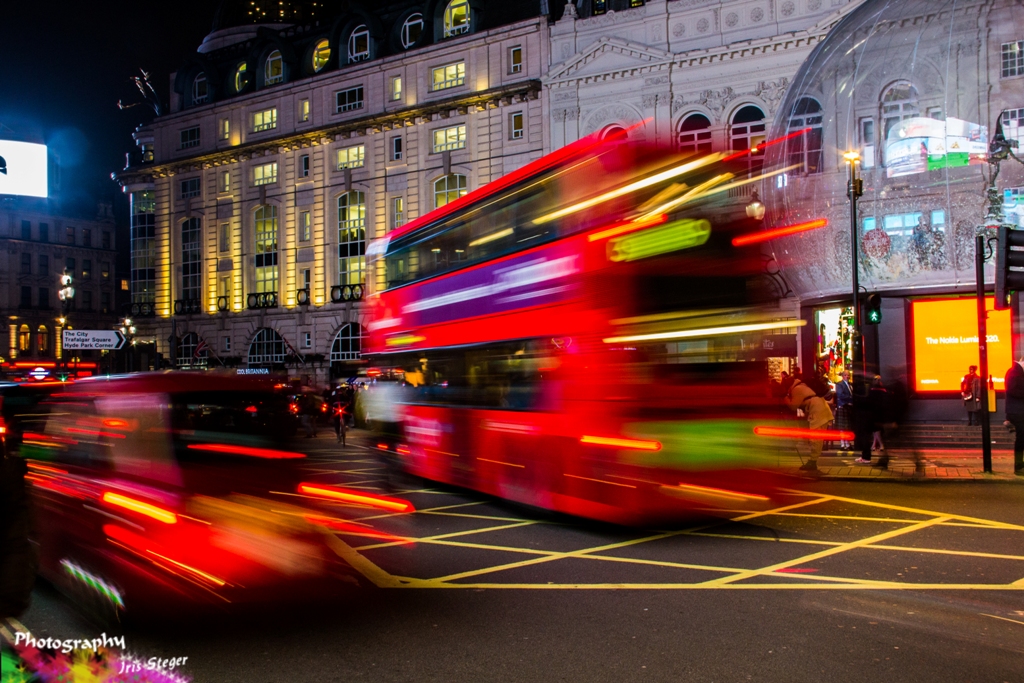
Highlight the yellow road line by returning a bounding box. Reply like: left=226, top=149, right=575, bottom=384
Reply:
left=867, top=544, right=1024, bottom=562
left=810, top=493, right=1024, bottom=531
left=702, top=516, right=954, bottom=587
left=324, top=532, right=403, bottom=588
left=357, top=521, right=539, bottom=551
left=358, top=500, right=485, bottom=522
left=981, top=613, right=1024, bottom=625
left=422, top=510, right=537, bottom=523
left=683, top=531, right=845, bottom=546
left=379, top=581, right=1024, bottom=590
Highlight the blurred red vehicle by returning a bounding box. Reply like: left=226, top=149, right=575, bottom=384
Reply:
left=366, top=136, right=803, bottom=526
left=19, top=372, right=411, bottom=621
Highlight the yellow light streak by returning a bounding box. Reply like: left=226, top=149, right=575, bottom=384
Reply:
left=604, top=319, right=805, bottom=344
left=637, top=173, right=733, bottom=221
left=580, top=435, right=662, bottom=451
left=563, top=473, right=637, bottom=488
left=468, top=228, right=514, bottom=247
left=532, top=154, right=723, bottom=225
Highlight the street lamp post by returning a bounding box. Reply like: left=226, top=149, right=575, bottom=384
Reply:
left=57, top=270, right=75, bottom=377
left=844, top=151, right=865, bottom=380
left=119, top=317, right=136, bottom=373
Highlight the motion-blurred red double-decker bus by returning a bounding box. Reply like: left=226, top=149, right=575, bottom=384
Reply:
left=366, top=134, right=804, bottom=525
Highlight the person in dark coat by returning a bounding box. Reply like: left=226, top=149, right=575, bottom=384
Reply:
left=1004, top=358, right=1024, bottom=475
left=961, top=365, right=982, bottom=426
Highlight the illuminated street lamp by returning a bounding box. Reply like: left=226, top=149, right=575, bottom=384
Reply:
left=119, top=317, right=137, bottom=372
left=843, top=150, right=864, bottom=378
left=745, top=190, right=766, bottom=221
left=57, top=270, right=75, bottom=375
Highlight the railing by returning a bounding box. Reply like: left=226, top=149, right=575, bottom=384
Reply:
left=247, top=292, right=279, bottom=309
left=173, top=298, right=202, bottom=315
left=330, top=284, right=364, bottom=303
left=129, top=302, right=157, bottom=317
left=296, top=288, right=311, bottom=306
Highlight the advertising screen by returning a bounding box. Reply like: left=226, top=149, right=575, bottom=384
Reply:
left=911, top=297, right=1013, bottom=392
left=885, top=117, right=988, bottom=179
left=0, top=141, right=48, bottom=198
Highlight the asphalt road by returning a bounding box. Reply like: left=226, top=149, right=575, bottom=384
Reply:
left=4, top=436, right=1024, bottom=683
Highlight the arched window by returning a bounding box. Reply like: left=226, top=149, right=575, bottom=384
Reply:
left=678, top=114, right=713, bottom=154
left=401, top=13, right=424, bottom=49
left=192, top=74, right=209, bottom=105
left=443, top=0, right=470, bottom=38
left=254, top=206, right=278, bottom=294
left=265, top=50, right=283, bottom=85
left=248, top=328, right=286, bottom=366
left=312, top=39, right=331, bottom=72
left=234, top=62, right=249, bottom=92
left=601, top=125, right=627, bottom=141
left=338, top=192, right=366, bottom=286
left=348, top=25, right=370, bottom=63
left=181, top=218, right=202, bottom=303
left=881, top=81, right=919, bottom=167
left=786, top=97, right=823, bottom=174
left=330, top=323, right=364, bottom=362
left=730, top=105, right=766, bottom=176
left=37, top=325, right=48, bottom=355
left=176, top=332, right=208, bottom=368
left=434, top=174, right=467, bottom=209
left=18, top=324, right=30, bottom=353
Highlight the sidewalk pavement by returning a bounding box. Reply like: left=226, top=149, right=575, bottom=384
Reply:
left=791, top=448, right=1024, bottom=482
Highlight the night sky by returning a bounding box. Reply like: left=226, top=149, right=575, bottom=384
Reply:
left=1, top=1, right=219, bottom=214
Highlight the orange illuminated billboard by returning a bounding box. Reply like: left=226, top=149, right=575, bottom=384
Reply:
left=911, top=297, right=1013, bottom=393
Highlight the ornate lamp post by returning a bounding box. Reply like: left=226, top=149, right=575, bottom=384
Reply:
left=57, top=270, right=75, bottom=375
left=119, top=317, right=137, bottom=373
left=843, top=150, right=864, bottom=381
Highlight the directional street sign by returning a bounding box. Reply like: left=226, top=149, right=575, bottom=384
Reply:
left=62, top=329, right=126, bottom=350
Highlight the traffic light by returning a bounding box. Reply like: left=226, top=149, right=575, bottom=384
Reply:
left=995, top=225, right=1024, bottom=310
left=864, top=293, right=882, bottom=325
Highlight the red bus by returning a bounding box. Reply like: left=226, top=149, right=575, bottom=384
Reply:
left=365, top=136, right=800, bottom=525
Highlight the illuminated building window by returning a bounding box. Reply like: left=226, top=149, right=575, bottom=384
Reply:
left=220, top=118, right=230, bottom=140
left=880, top=81, right=918, bottom=167
left=235, top=62, right=248, bottom=92
left=330, top=323, right=364, bottom=362
left=443, top=0, right=470, bottom=38
left=248, top=328, right=286, bottom=365
left=338, top=191, right=366, bottom=286
left=254, top=206, right=279, bottom=295
left=392, top=196, right=404, bottom=228
left=180, top=126, right=200, bottom=149
left=302, top=268, right=311, bottom=290
left=433, top=124, right=466, bottom=152
left=300, top=98, right=310, bottom=122
left=1002, top=41, right=1024, bottom=78
left=180, top=177, right=201, bottom=198
left=730, top=105, right=766, bottom=177
left=304, top=332, right=312, bottom=348
left=401, top=13, right=423, bottom=49
left=391, top=75, right=402, bottom=101
left=18, top=324, right=30, bottom=351
left=509, top=111, right=524, bottom=140
left=391, top=136, right=403, bottom=161
left=265, top=50, right=284, bottom=85
left=312, top=39, right=331, bottom=72
left=859, top=117, right=876, bottom=168
left=1001, top=108, right=1024, bottom=146
left=335, top=86, right=364, bottom=113
left=254, top=162, right=278, bottom=186
left=509, top=46, right=522, bottom=74
left=192, top=73, right=209, bottom=105
left=348, top=25, right=370, bottom=63
left=101, top=261, right=109, bottom=278
left=678, top=113, right=712, bottom=154
left=593, top=0, right=607, bottom=15
left=38, top=325, right=49, bottom=354
left=221, top=170, right=231, bottom=193
left=181, top=217, right=202, bottom=303
left=300, top=211, right=311, bottom=241
left=433, top=173, right=467, bottom=209
left=253, top=107, right=277, bottom=132
left=220, top=223, right=230, bottom=252
left=432, top=62, right=466, bottom=90
left=82, top=259, right=91, bottom=278
left=629, top=0, right=644, bottom=7
left=300, top=154, right=310, bottom=177
left=130, top=191, right=157, bottom=305
left=337, top=145, right=365, bottom=169
left=786, top=97, right=823, bottom=175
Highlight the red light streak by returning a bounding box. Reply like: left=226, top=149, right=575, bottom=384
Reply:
left=580, top=435, right=662, bottom=451
left=297, top=483, right=415, bottom=513
left=776, top=567, right=819, bottom=574
left=245, top=405, right=258, bottom=413
left=102, top=418, right=131, bottom=429
left=587, top=214, right=669, bottom=242
left=303, top=515, right=412, bottom=544
left=732, top=219, right=828, bottom=247
left=754, top=426, right=854, bottom=441
left=103, top=524, right=226, bottom=586
left=723, top=127, right=810, bottom=162
left=672, top=483, right=770, bottom=502
left=186, top=443, right=306, bottom=459
left=27, top=463, right=68, bottom=475
left=66, top=427, right=127, bottom=439
left=377, top=443, right=389, bottom=450
left=101, top=492, right=178, bottom=524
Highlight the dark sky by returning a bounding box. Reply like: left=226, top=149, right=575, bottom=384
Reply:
left=0, top=1, right=219, bottom=214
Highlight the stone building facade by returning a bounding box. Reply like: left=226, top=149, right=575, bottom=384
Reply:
left=114, top=0, right=550, bottom=386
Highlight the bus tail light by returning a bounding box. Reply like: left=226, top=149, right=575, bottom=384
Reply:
left=580, top=435, right=662, bottom=451
left=101, top=492, right=178, bottom=524
left=753, top=426, right=854, bottom=441
left=297, top=483, right=414, bottom=513
left=186, top=443, right=306, bottom=459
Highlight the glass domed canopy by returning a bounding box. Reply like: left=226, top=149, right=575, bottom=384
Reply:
left=762, top=0, right=1024, bottom=301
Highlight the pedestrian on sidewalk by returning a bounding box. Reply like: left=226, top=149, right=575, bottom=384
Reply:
left=869, top=375, right=889, bottom=454
left=785, top=376, right=834, bottom=472
left=1003, top=357, right=1024, bottom=476
left=835, top=370, right=854, bottom=450
left=853, top=377, right=890, bottom=468
left=961, top=366, right=982, bottom=426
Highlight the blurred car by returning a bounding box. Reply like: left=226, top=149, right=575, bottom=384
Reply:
left=19, top=372, right=412, bottom=622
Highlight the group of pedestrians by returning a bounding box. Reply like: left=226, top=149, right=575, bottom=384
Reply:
left=782, top=369, right=896, bottom=472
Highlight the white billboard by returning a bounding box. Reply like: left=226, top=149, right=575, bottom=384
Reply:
left=0, top=140, right=48, bottom=198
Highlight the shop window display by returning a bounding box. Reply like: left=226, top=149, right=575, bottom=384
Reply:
left=814, top=307, right=854, bottom=383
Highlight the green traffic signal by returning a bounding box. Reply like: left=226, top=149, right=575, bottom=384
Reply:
left=865, top=293, right=882, bottom=325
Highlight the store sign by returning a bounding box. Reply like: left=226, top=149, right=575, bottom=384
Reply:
left=760, top=334, right=797, bottom=357
left=911, top=297, right=1012, bottom=392
left=0, top=140, right=48, bottom=198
